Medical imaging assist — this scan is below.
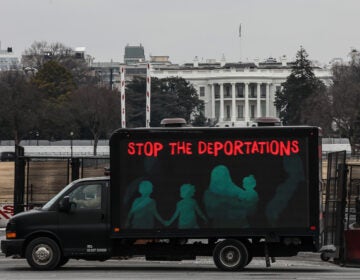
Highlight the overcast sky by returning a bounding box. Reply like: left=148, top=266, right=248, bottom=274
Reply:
left=2, top=0, right=360, bottom=65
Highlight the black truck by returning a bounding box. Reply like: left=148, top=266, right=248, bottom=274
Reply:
left=1, top=126, right=321, bottom=271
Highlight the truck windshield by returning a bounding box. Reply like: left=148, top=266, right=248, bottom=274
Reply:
left=42, top=181, right=76, bottom=210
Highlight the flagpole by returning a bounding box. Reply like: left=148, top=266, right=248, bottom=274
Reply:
left=239, top=23, right=242, bottom=62
left=120, top=66, right=126, bottom=128
left=146, top=63, right=151, bottom=128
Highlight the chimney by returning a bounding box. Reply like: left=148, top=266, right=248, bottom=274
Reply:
left=193, top=56, right=199, bottom=67
left=220, top=54, right=226, bottom=67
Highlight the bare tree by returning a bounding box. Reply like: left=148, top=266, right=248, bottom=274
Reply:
left=0, top=71, right=40, bottom=144
left=22, top=41, right=90, bottom=85
left=329, top=62, right=360, bottom=150
left=301, top=87, right=333, bottom=135
left=68, top=85, right=121, bottom=155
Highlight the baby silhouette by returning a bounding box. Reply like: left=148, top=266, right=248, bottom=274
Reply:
left=125, top=180, right=165, bottom=229
left=166, top=184, right=207, bottom=229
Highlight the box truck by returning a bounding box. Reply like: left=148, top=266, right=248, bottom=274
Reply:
left=1, top=126, right=321, bottom=271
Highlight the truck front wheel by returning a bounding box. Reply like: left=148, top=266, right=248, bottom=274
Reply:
left=25, top=237, right=61, bottom=270
left=213, top=239, right=249, bottom=271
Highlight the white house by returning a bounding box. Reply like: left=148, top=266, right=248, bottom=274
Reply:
left=151, top=57, right=332, bottom=127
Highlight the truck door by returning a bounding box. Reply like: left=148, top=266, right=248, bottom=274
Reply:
left=58, top=180, right=110, bottom=257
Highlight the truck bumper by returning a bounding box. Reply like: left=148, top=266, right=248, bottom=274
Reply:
left=1, top=239, right=25, bottom=257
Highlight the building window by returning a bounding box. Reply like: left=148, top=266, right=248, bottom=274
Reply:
left=226, top=105, right=231, bottom=120
left=250, top=85, right=256, bottom=98
left=237, top=85, right=244, bottom=97
left=215, top=85, right=220, bottom=98
left=261, top=103, right=266, bottom=116
left=251, top=105, right=256, bottom=119
left=237, top=105, right=244, bottom=119
left=199, top=86, right=205, bottom=97
left=261, top=85, right=266, bottom=98
left=225, top=86, right=231, bottom=97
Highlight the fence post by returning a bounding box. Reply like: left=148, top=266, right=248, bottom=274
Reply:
left=71, top=158, right=80, bottom=181
left=13, top=145, right=25, bottom=215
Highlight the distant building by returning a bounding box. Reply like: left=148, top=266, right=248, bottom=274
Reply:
left=92, top=45, right=333, bottom=127
left=92, top=45, right=173, bottom=84
left=0, top=45, right=19, bottom=71
left=21, top=45, right=92, bottom=70
left=150, top=55, right=171, bottom=65
left=349, top=49, right=360, bottom=64
left=151, top=56, right=332, bottom=127
left=91, top=61, right=121, bottom=89
left=124, top=44, right=145, bottom=64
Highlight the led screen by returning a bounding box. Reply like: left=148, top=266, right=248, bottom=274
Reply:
left=113, top=130, right=310, bottom=231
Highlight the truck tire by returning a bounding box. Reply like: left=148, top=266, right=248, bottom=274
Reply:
left=213, top=239, right=249, bottom=271
left=25, top=237, right=61, bottom=270
left=320, top=252, right=330, bottom=262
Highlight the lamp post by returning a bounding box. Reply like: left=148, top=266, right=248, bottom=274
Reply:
left=29, top=131, right=32, bottom=145
left=70, top=131, right=74, bottom=159
left=36, top=131, right=39, bottom=146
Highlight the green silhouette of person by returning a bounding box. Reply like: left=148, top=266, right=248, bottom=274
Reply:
left=126, top=180, right=165, bottom=229
left=166, top=184, right=207, bottom=229
left=203, top=165, right=259, bottom=228
left=208, top=165, right=246, bottom=197
left=266, top=155, right=305, bottom=226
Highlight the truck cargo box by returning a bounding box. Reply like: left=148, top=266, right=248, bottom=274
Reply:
left=110, top=126, right=320, bottom=240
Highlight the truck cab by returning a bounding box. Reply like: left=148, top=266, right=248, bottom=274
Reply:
left=2, top=177, right=110, bottom=270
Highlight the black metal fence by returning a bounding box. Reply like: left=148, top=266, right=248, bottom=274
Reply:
left=321, top=151, right=360, bottom=264
left=345, top=164, right=360, bottom=229
left=13, top=145, right=109, bottom=214
left=322, top=151, right=347, bottom=260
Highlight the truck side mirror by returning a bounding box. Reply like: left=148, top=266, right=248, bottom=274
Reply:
left=59, top=196, right=71, bottom=212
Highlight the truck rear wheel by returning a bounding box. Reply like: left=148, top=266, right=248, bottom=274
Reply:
left=213, top=239, right=249, bottom=271
left=25, top=237, right=61, bottom=270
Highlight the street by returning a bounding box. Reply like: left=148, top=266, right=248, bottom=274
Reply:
left=1, top=254, right=360, bottom=280
left=1, top=230, right=360, bottom=279
left=1, top=247, right=360, bottom=279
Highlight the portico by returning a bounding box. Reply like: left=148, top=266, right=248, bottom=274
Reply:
left=210, top=81, right=275, bottom=126
left=151, top=59, right=332, bottom=127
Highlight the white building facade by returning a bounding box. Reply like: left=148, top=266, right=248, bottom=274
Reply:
left=152, top=60, right=332, bottom=127
left=0, top=46, right=19, bottom=71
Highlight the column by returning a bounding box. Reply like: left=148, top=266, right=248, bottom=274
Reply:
left=270, top=84, right=278, bottom=117
left=266, top=83, right=270, bottom=117
left=256, top=83, right=261, bottom=118
left=231, top=83, right=236, bottom=122
left=210, top=84, right=215, bottom=119
left=219, top=83, right=224, bottom=122
left=244, top=82, right=249, bottom=122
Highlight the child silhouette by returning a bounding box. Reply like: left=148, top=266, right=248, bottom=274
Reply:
left=126, top=180, right=165, bottom=229
left=166, top=184, right=207, bottom=229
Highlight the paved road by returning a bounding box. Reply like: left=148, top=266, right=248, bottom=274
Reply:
left=1, top=230, right=360, bottom=279
left=1, top=252, right=360, bottom=280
